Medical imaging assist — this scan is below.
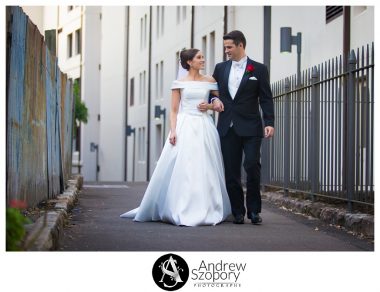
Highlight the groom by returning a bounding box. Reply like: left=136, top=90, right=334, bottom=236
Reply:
left=212, top=30, right=275, bottom=225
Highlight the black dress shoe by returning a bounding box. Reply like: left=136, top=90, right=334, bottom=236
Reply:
left=250, top=213, right=262, bottom=225
left=233, top=214, right=245, bottom=224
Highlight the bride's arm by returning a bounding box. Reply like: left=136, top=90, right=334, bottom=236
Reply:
left=198, top=89, right=218, bottom=111
left=207, top=76, right=224, bottom=112
left=169, top=89, right=181, bottom=145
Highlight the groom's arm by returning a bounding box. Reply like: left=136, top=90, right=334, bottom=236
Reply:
left=210, top=64, right=219, bottom=103
left=258, top=65, right=275, bottom=128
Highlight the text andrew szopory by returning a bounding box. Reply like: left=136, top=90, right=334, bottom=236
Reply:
left=191, top=260, right=247, bottom=283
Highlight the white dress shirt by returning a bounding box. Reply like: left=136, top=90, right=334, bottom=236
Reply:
left=228, top=55, right=247, bottom=99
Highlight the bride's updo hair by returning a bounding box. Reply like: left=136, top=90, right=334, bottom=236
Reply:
left=180, top=48, right=200, bottom=71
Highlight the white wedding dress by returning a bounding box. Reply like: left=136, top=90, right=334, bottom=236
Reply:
left=120, top=81, right=231, bottom=226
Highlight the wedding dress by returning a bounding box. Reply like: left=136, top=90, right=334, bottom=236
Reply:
left=120, top=81, right=231, bottom=226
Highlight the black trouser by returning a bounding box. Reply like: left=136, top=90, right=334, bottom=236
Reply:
left=221, top=126, right=262, bottom=217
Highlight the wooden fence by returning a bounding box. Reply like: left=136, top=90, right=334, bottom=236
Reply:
left=6, top=6, right=74, bottom=208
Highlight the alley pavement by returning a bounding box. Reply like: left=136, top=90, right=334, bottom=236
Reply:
left=60, top=182, right=374, bottom=251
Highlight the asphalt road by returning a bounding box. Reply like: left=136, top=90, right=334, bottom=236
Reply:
left=60, top=182, right=374, bottom=251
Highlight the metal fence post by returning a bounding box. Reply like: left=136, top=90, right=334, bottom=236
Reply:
left=310, top=66, right=320, bottom=198
left=261, top=138, right=269, bottom=192
left=346, top=50, right=357, bottom=211
left=295, top=75, right=302, bottom=190
left=284, top=78, right=290, bottom=195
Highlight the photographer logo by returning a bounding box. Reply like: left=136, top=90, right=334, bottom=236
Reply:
left=152, top=253, right=189, bottom=291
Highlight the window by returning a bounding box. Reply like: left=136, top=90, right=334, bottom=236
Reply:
left=176, top=6, right=187, bottom=24
left=156, top=7, right=165, bottom=38
left=161, top=7, right=165, bottom=35
left=202, top=35, right=207, bottom=73
left=156, top=7, right=160, bottom=38
left=130, top=78, right=134, bottom=106
left=138, top=127, right=146, bottom=161
left=144, top=14, right=147, bottom=48
left=326, top=6, right=343, bottom=23
left=155, top=62, right=164, bottom=99
left=155, top=63, right=159, bottom=99
left=140, top=17, right=143, bottom=49
left=201, top=32, right=216, bottom=75
left=143, top=71, right=146, bottom=104
left=67, top=33, right=73, bottom=58
left=140, top=14, right=148, bottom=49
left=139, top=73, right=142, bottom=104
left=139, top=71, right=146, bottom=104
left=75, top=29, right=81, bottom=55
left=177, top=7, right=181, bottom=24
left=160, top=61, right=164, bottom=99
left=209, top=31, right=215, bottom=74
left=155, top=125, right=162, bottom=162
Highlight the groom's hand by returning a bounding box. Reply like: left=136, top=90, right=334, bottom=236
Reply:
left=212, top=98, right=224, bottom=112
left=264, top=126, right=275, bottom=138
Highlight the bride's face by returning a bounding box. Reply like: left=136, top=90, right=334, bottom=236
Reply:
left=188, top=51, right=205, bottom=70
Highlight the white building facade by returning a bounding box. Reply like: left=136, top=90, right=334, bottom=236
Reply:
left=22, top=6, right=374, bottom=182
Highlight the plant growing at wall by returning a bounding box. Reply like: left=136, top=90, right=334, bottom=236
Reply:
left=73, top=79, right=89, bottom=136
left=6, top=200, right=31, bottom=251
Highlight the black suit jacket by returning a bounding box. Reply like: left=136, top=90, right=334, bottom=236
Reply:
left=212, top=57, right=274, bottom=137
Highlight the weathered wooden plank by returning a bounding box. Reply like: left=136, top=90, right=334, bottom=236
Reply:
left=7, top=6, right=74, bottom=208
left=22, top=17, right=48, bottom=206
left=61, top=75, right=74, bottom=185
left=7, top=6, right=27, bottom=204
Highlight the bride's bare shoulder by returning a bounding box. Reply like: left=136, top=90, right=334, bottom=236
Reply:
left=202, top=75, right=216, bottom=83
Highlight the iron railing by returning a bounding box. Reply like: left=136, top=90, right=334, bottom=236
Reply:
left=261, top=43, right=374, bottom=210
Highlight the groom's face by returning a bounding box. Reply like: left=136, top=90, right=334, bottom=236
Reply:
left=224, top=39, right=244, bottom=61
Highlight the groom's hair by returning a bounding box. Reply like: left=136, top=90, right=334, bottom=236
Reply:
left=223, top=30, right=246, bottom=49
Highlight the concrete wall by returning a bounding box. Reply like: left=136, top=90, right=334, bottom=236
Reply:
left=98, top=7, right=128, bottom=181
left=80, top=6, right=101, bottom=181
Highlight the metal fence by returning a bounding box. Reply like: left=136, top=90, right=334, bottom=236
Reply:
left=261, top=43, right=374, bottom=209
left=6, top=6, right=74, bottom=208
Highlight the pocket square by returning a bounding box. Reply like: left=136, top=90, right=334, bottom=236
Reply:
left=249, top=76, right=257, bottom=80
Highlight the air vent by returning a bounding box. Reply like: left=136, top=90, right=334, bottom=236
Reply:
left=326, top=6, right=343, bottom=23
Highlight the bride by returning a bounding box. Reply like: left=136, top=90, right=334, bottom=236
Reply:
left=120, top=49, right=231, bottom=226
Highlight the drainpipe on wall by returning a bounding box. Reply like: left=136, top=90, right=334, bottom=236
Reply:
left=223, top=6, right=227, bottom=61
left=343, top=6, right=351, bottom=71
left=342, top=6, right=351, bottom=200
left=261, top=6, right=272, bottom=191
left=146, top=7, right=152, bottom=181
left=124, top=6, right=130, bottom=182
left=191, top=6, right=194, bottom=48
left=263, top=6, right=271, bottom=72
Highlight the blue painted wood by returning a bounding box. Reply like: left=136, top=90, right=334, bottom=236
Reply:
left=54, top=58, right=63, bottom=194
left=45, top=44, right=54, bottom=199
left=7, top=6, right=27, bottom=203
left=61, top=77, right=74, bottom=184
left=22, top=17, right=48, bottom=206
left=7, top=6, right=75, bottom=207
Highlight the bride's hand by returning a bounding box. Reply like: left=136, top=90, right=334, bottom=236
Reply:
left=197, top=102, right=211, bottom=112
left=169, top=131, right=177, bottom=145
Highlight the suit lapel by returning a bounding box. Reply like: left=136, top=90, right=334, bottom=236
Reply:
left=223, top=60, right=232, bottom=100
left=234, top=58, right=253, bottom=99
